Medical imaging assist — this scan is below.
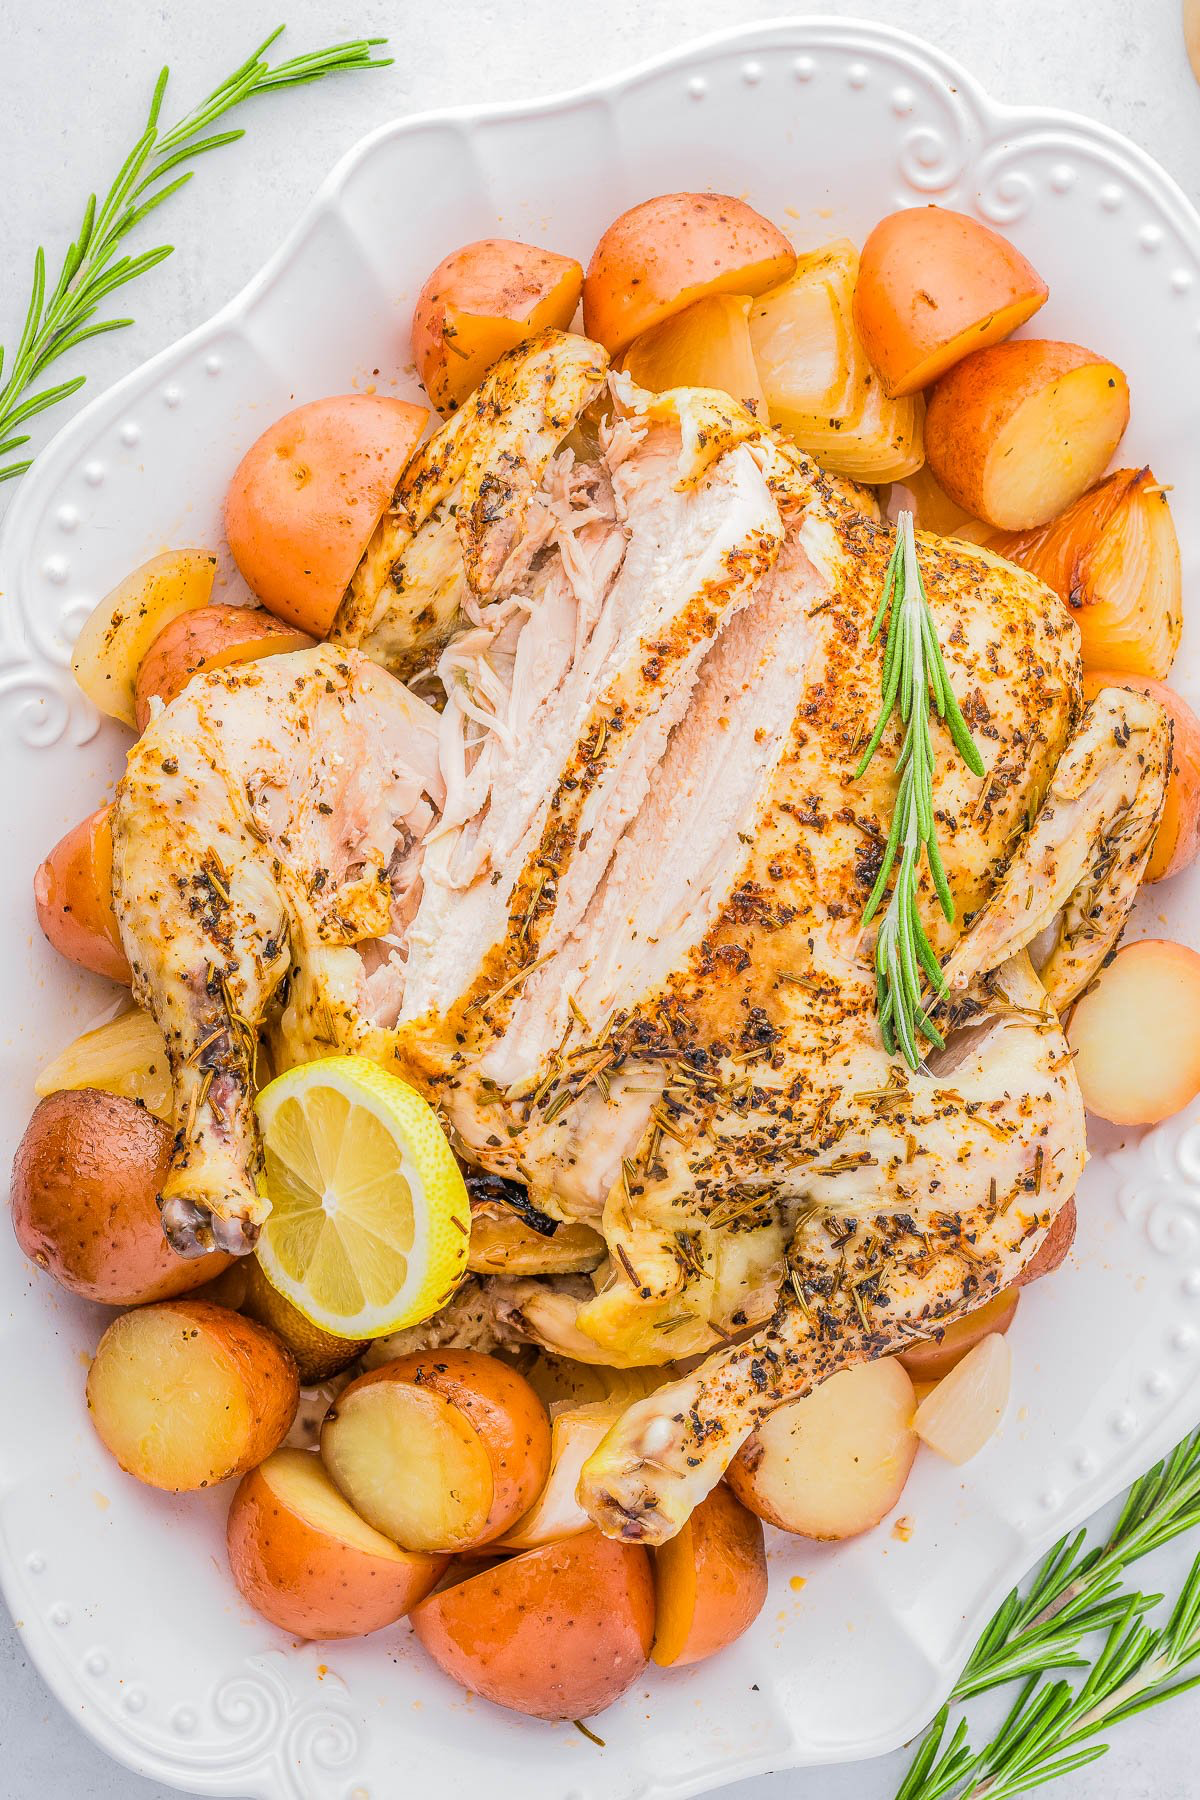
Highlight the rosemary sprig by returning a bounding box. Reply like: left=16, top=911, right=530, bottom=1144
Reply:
left=896, top=1426, right=1200, bottom=1800
left=856, top=511, right=984, bottom=1068
left=0, top=25, right=390, bottom=483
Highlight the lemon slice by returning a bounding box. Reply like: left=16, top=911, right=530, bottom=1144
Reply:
left=254, top=1056, right=470, bottom=1340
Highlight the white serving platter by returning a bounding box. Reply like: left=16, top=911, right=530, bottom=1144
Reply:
left=3, top=16, right=1200, bottom=1798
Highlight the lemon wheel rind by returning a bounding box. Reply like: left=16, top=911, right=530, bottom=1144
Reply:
left=254, top=1056, right=469, bottom=1339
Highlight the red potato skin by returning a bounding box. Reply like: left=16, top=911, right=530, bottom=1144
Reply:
left=1016, top=1197, right=1077, bottom=1287
left=411, top=1530, right=655, bottom=1719
left=34, top=806, right=130, bottom=984
left=11, top=1088, right=230, bottom=1304
left=227, top=1461, right=446, bottom=1639
left=133, top=606, right=314, bottom=731
left=924, top=340, right=1129, bottom=525
left=583, top=192, right=796, bottom=355
left=224, top=394, right=428, bottom=635
left=341, top=1351, right=551, bottom=1543
left=854, top=207, right=1048, bottom=397
left=652, top=1482, right=768, bottom=1668
left=411, top=238, right=583, bottom=412
left=87, top=1299, right=300, bottom=1491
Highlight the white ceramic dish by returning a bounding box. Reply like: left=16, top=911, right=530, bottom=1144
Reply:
left=4, top=16, right=1200, bottom=1798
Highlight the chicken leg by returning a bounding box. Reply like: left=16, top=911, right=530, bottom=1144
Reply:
left=112, top=645, right=443, bottom=1255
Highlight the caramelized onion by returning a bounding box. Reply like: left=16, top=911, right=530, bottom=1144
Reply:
left=987, top=468, right=1182, bottom=678
left=35, top=1008, right=172, bottom=1118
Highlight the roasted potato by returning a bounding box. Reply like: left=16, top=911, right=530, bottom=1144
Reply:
left=225, top=394, right=428, bottom=635
left=71, top=549, right=217, bottom=727
left=11, top=1088, right=228, bottom=1304
left=1068, top=939, right=1200, bottom=1125
left=896, top=1288, right=1020, bottom=1384
left=729, top=1360, right=917, bottom=1540
left=34, top=806, right=129, bottom=983
left=133, top=605, right=313, bottom=730
left=412, top=238, right=583, bottom=413
left=854, top=206, right=1047, bottom=397
left=651, top=1482, right=767, bottom=1667
left=411, top=1530, right=654, bottom=1718
left=925, top=340, right=1130, bottom=530
left=583, top=192, right=795, bottom=355
left=87, top=1298, right=298, bottom=1490
left=321, top=1350, right=551, bottom=1552
left=227, top=1447, right=444, bottom=1638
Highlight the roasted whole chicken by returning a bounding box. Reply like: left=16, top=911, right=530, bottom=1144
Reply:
left=112, top=330, right=1171, bottom=1542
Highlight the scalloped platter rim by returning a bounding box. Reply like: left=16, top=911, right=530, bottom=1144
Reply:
left=3, top=16, right=1200, bottom=1799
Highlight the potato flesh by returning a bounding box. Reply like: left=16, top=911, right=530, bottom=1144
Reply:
left=1068, top=939, right=1200, bottom=1125
left=915, top=1333, right=1011, bottom=1465
left=71, top=550, right=217, bottom=726
left=982, top=364, right=1129, bottom=530
left=322, top=1380, right=493, bottom=1551
left=36, top=1008, right=172, bottom=1119
left=88, top=1307, right=250, bottom=1490
left=622, top=294, right=765, bottom=417
left=261, top=1447, right=408, bottom=1561
left=729, top=1359, right=917, bottom=1539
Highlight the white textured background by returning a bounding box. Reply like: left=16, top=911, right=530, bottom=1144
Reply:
left=1, top=1, right=1198, bottom=1795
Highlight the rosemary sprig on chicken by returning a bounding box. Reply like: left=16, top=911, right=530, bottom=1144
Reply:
left=856, top=511, right=985, bottom=1067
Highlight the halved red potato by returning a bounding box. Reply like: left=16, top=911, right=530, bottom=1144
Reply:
left=133, top=605, right=313, bottom=730
left=321, top=1350, right=551, bottom=1552
left=728, top=1360, right=917, bottom=1540
left=1068, top=939, right=1200, bottom=1125
left=1015, top=1197, right=1077, bottom=1287
left=34, top=805, right=129, bottom=983
left=227, top=1448, right=445, bottom=1638
left=854, top=207, right=1048, bottom=398
left=990, top=470, right=1182, bottom=680
left=11, top=1088, right=228, bottom=1305
left=621, top=294, right=766, bottom=416
left=412, top=239, right=583, bottom=413
left=651, top=1482, right=767, bottom=1668
left=35, top=1009, right=172, bottom=1119
left=71, top=549, right=217, bottom=726
left=914, top=1332, right=1011, bottom=1465
left=583, top=193, right=796, bottom=355
left=1083, top=673, right=1200, bottom=881
left=225, top=394, right=429, bottom=636
left=411, top=1530, right=654, bottom=1719
left=896, top=1289, right=1020, bottom=1384
left=87, top=1299, right=299, bottom=1490
left=925, top=340, right=1130, bottom=530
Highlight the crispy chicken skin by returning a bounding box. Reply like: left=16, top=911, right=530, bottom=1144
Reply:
left=112, top=646, right=442, bottom=1255
left=111, top=333, right=1171, bottom=1541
